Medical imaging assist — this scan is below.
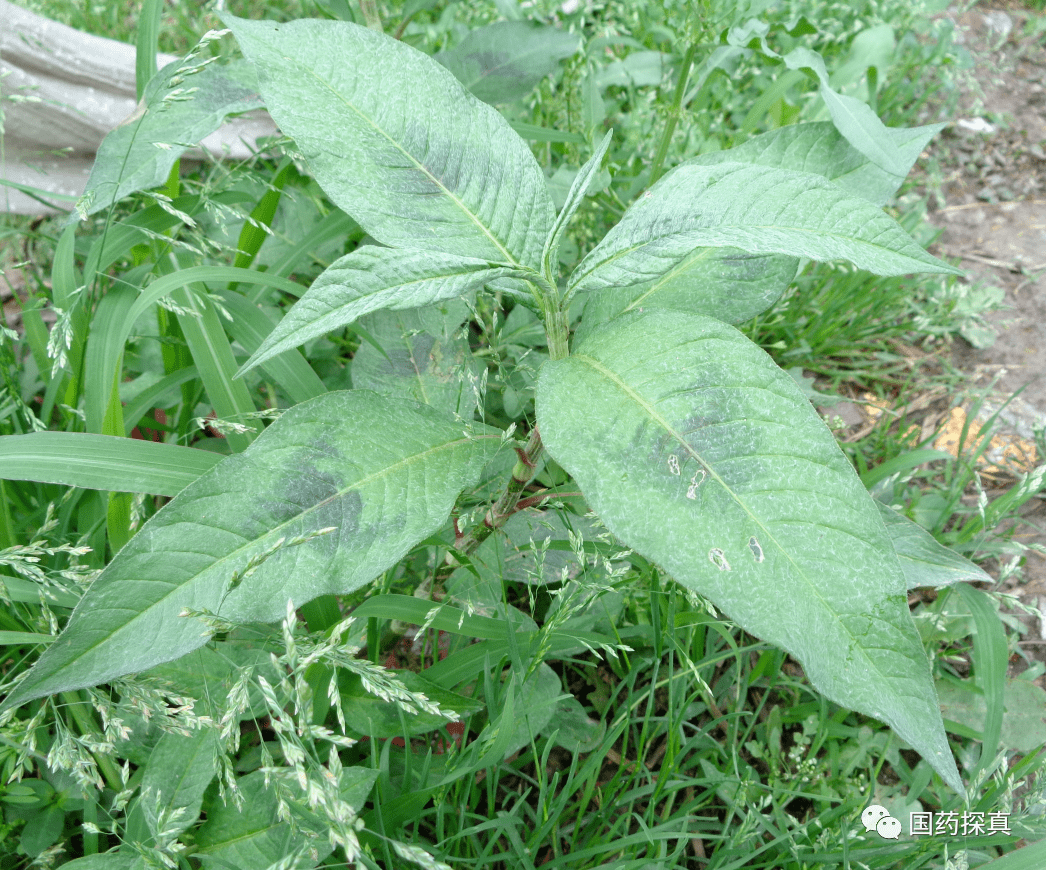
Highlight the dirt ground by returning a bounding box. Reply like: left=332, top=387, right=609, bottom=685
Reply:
left=916, top=6, right=1046, bottom=618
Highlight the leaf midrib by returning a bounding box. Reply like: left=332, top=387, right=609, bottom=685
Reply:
left=570, top=218, right=940, bottom=292
left=572, top=350, right=921, bottom=702
left=297, top=52, right=521, bottom=267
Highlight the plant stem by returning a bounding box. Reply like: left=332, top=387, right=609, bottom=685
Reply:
left=649, top=41, right=698, bottom=185
left=542, top=298, right=571, bottom=363
left=359, top=0, right=382, bottom=31
left=451, top=290, right=570, bottom=556
left=456, top=425, right=544, bottom=554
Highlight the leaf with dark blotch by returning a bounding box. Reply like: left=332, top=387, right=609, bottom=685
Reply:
left=351, top=300, right=483, bottom=420
left=0, top=391, right=500, bottom=712
left=223, top=14, right=554, bottom=266
left=537, top=310, right=963, bottom=795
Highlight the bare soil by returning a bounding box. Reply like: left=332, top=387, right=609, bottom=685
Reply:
left=922, top=6, right=1046, bottom=612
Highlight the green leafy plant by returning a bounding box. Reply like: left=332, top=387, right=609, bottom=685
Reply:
left=1, top=11, right=969, bottom=787
left=11, top=10, right=1035, bottom=866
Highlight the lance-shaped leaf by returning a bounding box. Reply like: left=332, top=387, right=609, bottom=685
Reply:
left=0, top=392, right=500, bottom=713
left=237, top=246, right=528, bottom=377
left=575, top=121, right=946, bottom=336
left=567, top=161, right=960, bottom=299
left=781, top=46, right=909, bottom=178
left=537, top=310, right=963, bottom=795
left=543, top=130, right=613, bottom=277
left=723, top=27, right=912, bottom=181
left=436, top=21, right=581, bottom=105
left=223, top=14, right=554, bottom=267
left=77, top=59, right=263, bottom=219
left=688, top=121, right=947, bottom=208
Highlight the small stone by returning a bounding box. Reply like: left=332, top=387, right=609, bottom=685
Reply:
left=958, top=118, right=996, bottom=135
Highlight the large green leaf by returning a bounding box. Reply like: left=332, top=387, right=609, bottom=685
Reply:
left=223, top=14, right=554, bottom=267
left=575, top=248, right=798, bottom=341
left=237, top=246, right=522, bottom=377
left=195, top=765, right=377, bottom=868
left=77, top=59, right=262, bottom=218
left=0, top=432, right=222, bottom=496
left=194, top=770, right=329, bottom=868
left=567, top=161, right=959, bottom=299
left=537, top=310, right=963, bottom=794
left=578, top=115, right=944, bottom=331
left=436, top=21, right=581, bottom=104
left=0, top=392, right=500, bottom=712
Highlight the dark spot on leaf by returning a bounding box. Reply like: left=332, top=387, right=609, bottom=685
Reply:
left=261, top=468, right=359, bottom=547
left=748, top=536, right=764, bottom=562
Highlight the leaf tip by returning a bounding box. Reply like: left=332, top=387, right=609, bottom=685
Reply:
left=233, top=355, right=261, bottom=381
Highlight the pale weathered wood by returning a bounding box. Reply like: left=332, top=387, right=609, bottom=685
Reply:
left=0, top=1, right=275, bottom=215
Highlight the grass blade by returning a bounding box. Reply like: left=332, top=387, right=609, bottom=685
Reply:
left=0, top=432, right=221, bottom=496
